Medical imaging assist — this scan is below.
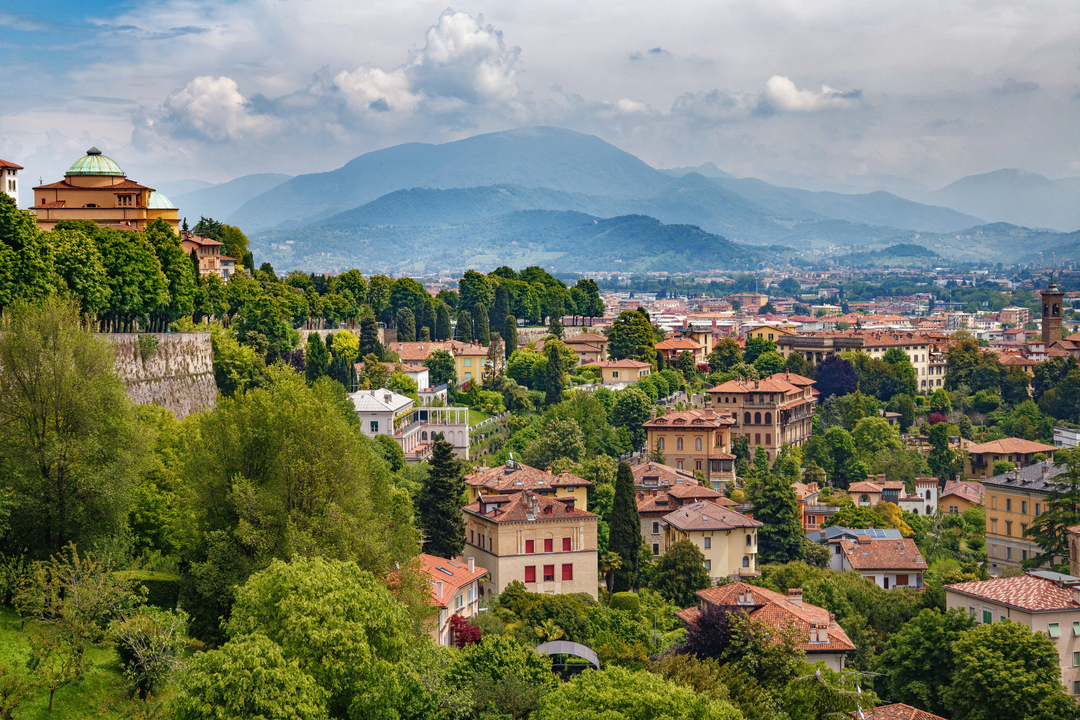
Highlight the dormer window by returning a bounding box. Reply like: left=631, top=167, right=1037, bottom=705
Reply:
left=543, top=505, right=553, bottom=515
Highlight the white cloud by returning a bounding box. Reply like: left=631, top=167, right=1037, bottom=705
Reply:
left=333, top=67, right=419, bottom=113
left=616, top=98, right=650, bottom=113
left=759, top=75, right=862, bottom=113
left=158, top=76, right=277, bottom=141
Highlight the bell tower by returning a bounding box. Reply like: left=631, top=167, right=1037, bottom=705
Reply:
left=1042, top=275, right=1063, bottom=345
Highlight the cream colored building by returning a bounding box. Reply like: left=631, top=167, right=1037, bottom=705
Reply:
left=416, top=553, right=488, bottom=647
left=463, top=460, right=591, bottom=509
left=580, top=359, right=653, bottom=386
left=662, top=500, right=762, bottom=581
left=643, top=409, right=737, bottom=490
left=461, top=490, right=598, bottom=600
left=1, top=158, right=22, bottom=202
left=707, top=372, right=815, bottom=463
left=777, top=331, right=937, bottom=391
left=946, top=574, right=1080, bottom=700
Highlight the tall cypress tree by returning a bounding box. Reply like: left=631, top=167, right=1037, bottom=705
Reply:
left=435, top=303, right=452, bottom=341
left=474, top=303, right=490, bottom=346
left=609, top=461, right=642, bottom=592
left=754, top=468, right=803, bottom=565
left=456, top=310, right=473, bottom=343
left=504, top=315, right=518, bottom=361
left=359, top=315, right=381, bottom=358
left=418, top=299, right=436, bottom=341
left=396, top=307, right=416, bottom=343
left=491, top=284, right=510, bottom=337
left=545, top=340, right=565, bottom=406
left=304, top=332, right=329, bottom=384
left=418, top=436, right=466, bottom=559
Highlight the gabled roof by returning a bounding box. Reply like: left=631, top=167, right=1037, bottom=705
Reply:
left=464, top=460, right=591, bottom=495
left=848, top=480, right=884, bottom=494
left=677, top=582, right=856, bottom=653
left=860, top=704, right=947, bottom=720
left=462, top=490, right=597, bottom=524
left=582, top=359, right=652, bottom=369
left=663, top=500, right=761, bottom=532
left=941, top=480, right=985, bottom=504
left=416, top=554, right=488, bottom=608
left=835, top=536, right=926, bottom=571
left=966, top=437, right=1056, bottom=455
left=632, top=461, right=699, bottom=487
left=643, top=408, right=737, bottom=429
left=0, top=159, right=24, bottom=169
left=655, top=338, right=702, bottom=351
left=946, top=574, right=1080, bottom=612
left=564, top=333, right=607, bottom=344
left=349, top=388, right=414, bottom=413
left=34, top=178, right=151, bottom=190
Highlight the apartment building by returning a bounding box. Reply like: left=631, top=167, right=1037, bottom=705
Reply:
left=707, top=372, right=816, bottom=463
left=463, top=459, right=591, bottom=508
left=643, top=409, right=737, bottom=490
left=662, top=500, right=762, bottom=580
left=777, top=331, right=939, bottom=391
left=984, top=460, right=1069, bottom=570
left=417, top=554, right=488, bottom=647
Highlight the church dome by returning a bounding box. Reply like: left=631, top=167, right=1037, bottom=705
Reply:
left=66, top=147, right=125, bottom=177
left=147, top=191, right=176, bottom=209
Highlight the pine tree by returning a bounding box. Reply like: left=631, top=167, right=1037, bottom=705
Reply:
left=609, top=462, right=642, bottom=591
left=304, top=333, right=329, bottom=384
left=504, top=315, right=518, bottom=361
left=492, top=284, right=510, bottom=337
left=418, top=436, right=467, bottom=559
left=436, top=303, right=452, bottom=341
left=474, top=303, right=490, bottom=346
left=396, top=307, right=416, bottom=343
left=456, top=310, right=473, bottom=343
left=754, top=467, right=803, bottom=564
left=545, top=340, right=565, bottom=406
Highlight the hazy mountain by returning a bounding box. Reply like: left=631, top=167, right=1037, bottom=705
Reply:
left=929, top=169, right=1080, bottom=232
left=152, top=178, right=214, bottom=199
left=657, top=162, right=735, bottom=179
left=252, top=210, right=758, bottom=274
left=175, top=173, right=292, bottom=224
left=229, top=127, right=672, bottom=231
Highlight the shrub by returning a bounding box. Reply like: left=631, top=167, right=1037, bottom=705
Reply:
left=609, top=592, right=641, bottom=617
left=114, top=570, right=182, bottom=609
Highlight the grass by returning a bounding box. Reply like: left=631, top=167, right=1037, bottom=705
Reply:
left=469, top=408, right=492, bottom=426
left=0, top=606, right=174, bottom=719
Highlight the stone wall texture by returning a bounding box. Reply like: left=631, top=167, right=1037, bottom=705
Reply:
left=106, top=333, right=216, bottom=420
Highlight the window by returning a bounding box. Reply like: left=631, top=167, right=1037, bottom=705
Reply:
left=746, top=534, right=752, bottom=546
left=764, top=412, right=772, bottom=425
left=696, top=438, right=702, bottom=451
left=613, top=370, right=619, bottom=378
left=742, top=555, right=750, bottom=568
left=992, top=496, right=997, bottom=510
left=982, top=610, right=992, bottom=625
left=562, top=563, right=573, bottom=581
left=1023, top=549, right=1028, bottom=561
left=455, top=594, right=464, bottom=610
left=543, top=565, right=555, bottom=582
left=653, top=543, right=660, bottom=556
left=704, top=537, right=711, bottom=549
left=677, top=438, right=683, bottom=450
left=563, top=537, right=571, bottom=552
left=370, top=421, right=379, bottom=433
left=754, top=412, right=762, bottom=424
left=705, top=560, right=712, bottom=571
left=1036, top=503, right=1041, bottom=515
left=744, top=412, right=752, bottom=424
left=525, top=539, right=534, bottom=554
left=1074, top=652, right=1079, bottom=666
left=1073, top=621, right=1080, bottom=636
left=480, top=535, right=485, bottom=549
left=1022, top=500, right=1027, bottom=514
left=1007, top=547, right=1012, bottom=561
left=1006, top=498, right=1012, bottom=512
left=544, top=538, right=553, bottom=553
left=464, top=359, right=471, bottom=367
left=1074, top=681, right=1080, bottom=696
left=677, top=461, right=683, bottom=469
left=525, top=566, right=536, bottom=583
left=1049, top=623, right=1062, bottom=638
left=755, top=434, right=761, bottom=444
left=696, top=461, right=702, bottom=471
left=766, top=434, right=772, bottom=445
left=657, top=437, right=664, bottom=450
left=1006, top=521, right=1012, bottom=537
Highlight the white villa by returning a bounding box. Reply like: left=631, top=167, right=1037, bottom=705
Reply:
left=350, top=388, right=470, bottom=463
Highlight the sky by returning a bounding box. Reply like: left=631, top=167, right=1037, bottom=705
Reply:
left=3, top=0, right=1080, bottom=195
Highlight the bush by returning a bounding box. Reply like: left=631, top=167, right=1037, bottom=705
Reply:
left=609, top=592, right=641, bottom=617
left=112, top=606, right=188, bottom=698
left=114, top=570, right=182, bottom=609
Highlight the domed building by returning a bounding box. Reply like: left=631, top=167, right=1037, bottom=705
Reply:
left=31, top=148, right=179, bottom=233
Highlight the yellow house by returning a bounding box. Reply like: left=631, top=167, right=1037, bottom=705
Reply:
left=581, top=359, right=652, bottom=385
left=686, top=327, right=714, bottom=356
left=984, top=460, right=1065, bottom=570
left=662, top=500, right=762, bottom=581
left=462, top=490, right=598, bottom=599
left=746, top=325, right=797, bottom=343
left=939, top=480, right=986, bottom=515
left=463, top=459, right=591, bottom=508
left=31, top=148, right=180, bottom=233
left=966, top=437, right=1056, bottom=479
left=455, top=343, right=490, bottom=385
left=642, top=409, right=737, bottom=490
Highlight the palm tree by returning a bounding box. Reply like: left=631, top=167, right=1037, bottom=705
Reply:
left=601, top=551, right=623, bottom=601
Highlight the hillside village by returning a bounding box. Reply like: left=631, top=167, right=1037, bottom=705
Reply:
left=2, top=147, right=1080, bottom=720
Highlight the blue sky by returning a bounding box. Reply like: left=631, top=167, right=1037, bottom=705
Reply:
left=3, top=0, right=1080, bottom=199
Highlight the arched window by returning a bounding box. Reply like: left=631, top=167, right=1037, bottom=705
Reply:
left=1054, top=304, right=1061, bottom=317
left=926, top=505, right=932, bottom=515
left=677, top=438, right=683, bottom=450
left=742, top=556, right=750, bottom=568
left=925, top=490, right=932, bottom=500
left=913, top=508, right=919, bottom=515
left=744, top=412, right=752, bottom=424
left=764, top=412, right=772, bottom=425
left=695, top=438, right=702, bottom=451
left=754, top=412, right=761, bottom=424
left=422, top=432, right=428, bottom=441
left=860, top=494, right=870, bottom=505
left=745, top=534, right=752, bottom=546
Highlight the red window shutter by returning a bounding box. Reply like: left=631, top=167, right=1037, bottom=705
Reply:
left=562, top=537, right=571, bottom=552
left=525, top=566, right=536, bottom=583
left=544, top=538, right=553, bottom=553
left=525, top=539, right=534, bottom=554
left=562, top=563, right=573, bottom=581
left=766, top=434, right=772, bottom=445
left=543, top=565, right=555, bottom=581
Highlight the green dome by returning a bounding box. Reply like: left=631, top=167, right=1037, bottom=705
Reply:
left=67, top=147, right=125, bottom=177
left=147, top=191, right=176, bottom=209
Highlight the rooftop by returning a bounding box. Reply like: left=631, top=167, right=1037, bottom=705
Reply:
left=462, top=490, right=597, bottom=525
left=464, top=460, right=591, bottom=494
left=348, top=388, right=415, bottom=413
left=981, top=460, right=1068, bottom=493
left=966, top=437, right=1057, bottom=455
left=941, top=479, right=986, bottom=504
left=860, top=704, right=947, bottom=720
left=643, top=408, right=737, bottom=430
left=663, top=500, right=761, bottom=532
left=0, top=159, right=24, bottom=170
left=834, top=536, right=926, bottom=571
left=946, top=574, right=1080, bottom=612
left=416, top=553, right=488, bottom=608
left=66, top=147, right=125, bottom=177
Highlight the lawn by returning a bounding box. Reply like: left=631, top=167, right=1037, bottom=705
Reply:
left=469, top=408, right=492, bottom=426
left=0, top=606, right=174, bottom=719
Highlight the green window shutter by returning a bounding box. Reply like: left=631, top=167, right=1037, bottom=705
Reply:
left=1049, top=623, right=1061, bottom=638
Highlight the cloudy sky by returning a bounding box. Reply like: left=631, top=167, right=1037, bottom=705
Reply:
left=3, top=0, right=1079, bottom=194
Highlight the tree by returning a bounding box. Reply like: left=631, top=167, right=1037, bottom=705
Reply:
left=545, top=339, right=567, bottom=406
left=609, top=462, right=643, bottom=592
left=784, top=352, right=811, bottom=378
left=448, top=635, right=557, bottom=719
left=823, top=426, right=863, bottom=490
left=0, top=297, right=142, bottom=558
left=684, top=603, right=741, bottom=661
left=947, top=620, right=1076, bottom=720
left=783, top=663, right=879, bottom=720
left=97, top=227, right=170, bottom=330
left=456, top=310, right=473, bottom=343
left=419, top=437, right=467, bottom=559
left=172, top=634, right=329, bottom=720
left=425, top=350, right=457, bottom=388
left=416, top=297, right=435, bottom=340
left=649, top=539, right=710, bottom=607
left=677, top=351, right=698, bottom=379
left=435, top=303, right=453, bottom=341
left=815, top=355, right=859, bottom=398
left=612, top=387, right=652, bottom=449
left=742, top=337, right=776, bottom=364
left=708, top=338, right=743, bottom=373
left=753, top=351, right=785, bottom=378
left=145, top=217, right=197, bottom=329
left=504, top=315, right=519, bottom=361
left=1024, top=448, right=1080, bottom=567
left=47, top=228, right=110, bottom=316
left=474, top=303, right=491, bottom=346
left=877, top=608, right=974, bottom=716
left=608, top=309, right=657, bottom=366
left=888, top=394, right=916, bottom=433
left=357, top=315, right=380, bottom=358
left=851, top=416, right=903, bottom=456
left=395, top=307, right=416, bottom=342
left=754, top=470, right=803, bottom=564
left=536, top=666, right=740, bottom=720
left=491, top=284, right=511, bottom=337
left=523, top=418, right=586, bottom=470
left=359, top=352, right=390, bottom=390
left=112, top=606, right=189, bottom=699
left=928, top=423, right=958, bottom=484
left=304, top=333, right=330, bottom=383
left=330, top=329, right=360, bottom=364
left=458, top=270, right=493, bottom=313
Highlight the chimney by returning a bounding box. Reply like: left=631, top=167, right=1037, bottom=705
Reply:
left=787, top=588, right=803, bottom=607
left=468, top=557, right=475, bottom=573
left=435, top=580, right=443, bottom=598
left=818, top=529, right=826, bottom=540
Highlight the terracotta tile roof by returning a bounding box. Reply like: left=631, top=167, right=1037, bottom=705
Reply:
left=677, top=582, right=856, bottom=654
left=860, top=703, right=947, bottom=720
left=835, top=537, right=926, bottom=571
left=663, top=500, right=761, bottom=532
left=632, top=461, right=700, bottom=487
left=946, top=574, right=1080, bottom=612
left=34, top=178, right=152, bottom=190
left=643, top=408, right=737, bottom=429
left=655, top=338, right=702, bottom=351
left=848, top=481, right=884, bottom=494
left=33, top=200, right=66, bottom=209
left=564, top=333, right=607, bottom=344
left=388, top=341, right=458, bottom=363
left=666, top=482, right=724, bottom=501
left=966, top=437, right=1057, bottom=455
left=941, top=480, right=985, bottom=504
left=582, top=359, right=652, bottom=369
left=462, top=490, right=597, bottom=524
left=416, top=553, right=488, bottom=608
left=181, top=233, right=223, bottom=247
left=637, top=490, right=682, bottom=514
left=464, top=461, right=591, bottom=495
left=0, top=159, right=24, bottom=169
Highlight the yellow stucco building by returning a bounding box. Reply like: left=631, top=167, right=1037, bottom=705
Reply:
left=662, top=499, right=762, bottom=581
left=31, top=148, right=179, bottom=233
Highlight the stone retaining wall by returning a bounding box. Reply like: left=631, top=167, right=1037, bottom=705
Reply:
left=106, top=333, right=216, bottom=420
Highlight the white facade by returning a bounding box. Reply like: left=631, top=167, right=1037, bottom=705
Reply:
left=350, top=388, right=471, bottom=462
left=1056, top=427, right=1080, bottom=449
left=1, top=163, right=19, bottom=203
left=897, top=478, right=939, bottom=516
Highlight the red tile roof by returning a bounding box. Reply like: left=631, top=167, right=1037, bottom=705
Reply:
left=663, top=500, right=761, bottom=532
left=677, top=582, right=856, bottom=654
left=416, top=553, right=488, bottom=608
left=464, top=461, right=591, bottom=495
left=564, top=333, right=607, bottom=344
left=0, top=159, right=24, bottom=169
left=966, top=437, right=1057, bottom=455
left=848, top=481, right=884, bottom=494
left=835, top=537, right=926, bottom=571
left=946, top=574, right=1080, bottom=612
left=941, top=480, right=985, bottom=504
left=860, top=703, right=947, bottom=720
left=462, top=490, right=596, bottom=524
left=643, top=408, right=737, bottom=429
left=582, top=359, right=653, bottom=369
left=632, top=461, right=699, bottom=486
